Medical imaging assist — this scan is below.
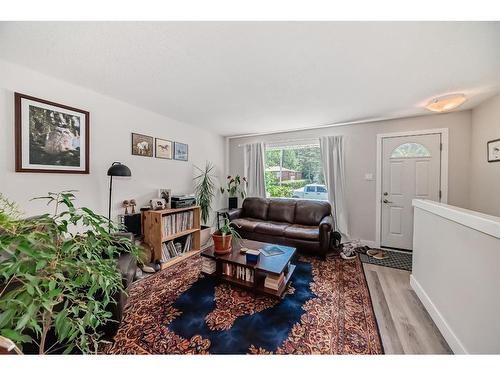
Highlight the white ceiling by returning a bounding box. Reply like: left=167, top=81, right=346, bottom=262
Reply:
left=1, top=22, right=499, bottom=136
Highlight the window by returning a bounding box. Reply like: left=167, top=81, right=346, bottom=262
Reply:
left=390, top=142, right=431, bottom=158
left=264, top=143, right=327, bottom=200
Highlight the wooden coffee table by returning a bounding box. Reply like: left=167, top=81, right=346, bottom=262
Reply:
left=201, top=239, right=296, bottom=298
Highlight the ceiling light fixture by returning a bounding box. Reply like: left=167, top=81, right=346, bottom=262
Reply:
left=425, top=94, right=467, bottom=113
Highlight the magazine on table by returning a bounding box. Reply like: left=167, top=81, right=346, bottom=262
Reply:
left=260, top=244, right=285, bottom=256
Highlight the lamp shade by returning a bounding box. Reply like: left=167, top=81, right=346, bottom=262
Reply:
left=107, top=162, right=131, bottom=177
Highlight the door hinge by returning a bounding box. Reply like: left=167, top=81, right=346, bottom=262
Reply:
left=440, top=143, right=443, bottom=151
left=439, top=190, right=442, bottom=200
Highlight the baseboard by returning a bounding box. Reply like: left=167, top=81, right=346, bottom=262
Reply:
left=409, top=274, right=467, bottom=354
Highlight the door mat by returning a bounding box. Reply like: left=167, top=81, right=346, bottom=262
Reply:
left=359, top=249, right=412, bottom=271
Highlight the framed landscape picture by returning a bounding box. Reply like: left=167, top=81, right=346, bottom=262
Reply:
left=487, top=138, right=500, bottom=163
left=174, top=142, right=188, bottom=161
left=15, top=92, right=89, bottom=173
left=155, top=138, right=173, bottom=159
left=131, top=133, right=153, bottom=157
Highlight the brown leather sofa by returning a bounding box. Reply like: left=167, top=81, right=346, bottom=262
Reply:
left=228, top=197, right=334, bottom=258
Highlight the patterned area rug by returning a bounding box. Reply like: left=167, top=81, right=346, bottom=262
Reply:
left=106, top=254, right=383, bottom=354
left=359, top=250, right=413, bottom=271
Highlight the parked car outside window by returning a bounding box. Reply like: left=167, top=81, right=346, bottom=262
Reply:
left=292, top=184, right=328, bottom=200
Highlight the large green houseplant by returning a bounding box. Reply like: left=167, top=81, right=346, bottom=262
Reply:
left=193, top=162, right=217, bottom=246
left=0, top=191, right=139, bottom=354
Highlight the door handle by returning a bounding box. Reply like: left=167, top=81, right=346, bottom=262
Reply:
left=383, top=199, right=393, bottom=204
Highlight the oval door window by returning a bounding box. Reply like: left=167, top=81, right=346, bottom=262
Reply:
left=390, top=142, right=431, bottom=158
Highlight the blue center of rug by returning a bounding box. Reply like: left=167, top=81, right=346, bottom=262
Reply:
left=168, top=260, right=314, bottom=354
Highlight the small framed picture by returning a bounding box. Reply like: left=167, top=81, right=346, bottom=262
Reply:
left=15, top=92, right=89, bottom=173
left=174, top=142, right=188, bottom=161
left=155, top=138, right=173, bottom=159
left=158, top=189, right=171, bottom=208
left=487, top=138, right=500, bottom=163
left=131, top=133, right=153, bottom=157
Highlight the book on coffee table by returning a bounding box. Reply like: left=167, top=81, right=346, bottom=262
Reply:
left=260, top=245, right=285, bottom=257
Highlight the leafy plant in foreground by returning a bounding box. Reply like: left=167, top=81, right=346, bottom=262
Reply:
left=0, top=191, right=139, bottom=354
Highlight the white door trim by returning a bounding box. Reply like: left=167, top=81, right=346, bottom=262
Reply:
left=375, top=128, right=449, bottom=249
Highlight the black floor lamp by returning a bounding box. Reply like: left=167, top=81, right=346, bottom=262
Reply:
left=107, top=162, right=132, bottom=232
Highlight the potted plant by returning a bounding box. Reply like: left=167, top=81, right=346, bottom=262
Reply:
left=193, top=161, right=217, bottom=247
left=220, top=175, right=247, bottom=210
left=0, top=191, right=139, bottom=354
left=211, top=218, right=241, bottom=254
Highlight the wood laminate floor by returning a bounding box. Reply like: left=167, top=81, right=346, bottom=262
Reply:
left=363, top=263, right=453, bottom=354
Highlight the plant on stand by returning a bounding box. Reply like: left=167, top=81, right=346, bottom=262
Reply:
left=211, top=218, right=241, bottom=254
left=0, top=191, right=139, bottom=354
left=193, top=161, right=217, bottom=247
left=220, top=175, right=247, bottom=210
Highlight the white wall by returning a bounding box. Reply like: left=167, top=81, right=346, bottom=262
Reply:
left=411, top=199, right=500, bottom=354
left=470, top=93, right=500, bottom=217
left=227, top=112, right=472, bottom=243
left=0, top=60, right=225, bottom=223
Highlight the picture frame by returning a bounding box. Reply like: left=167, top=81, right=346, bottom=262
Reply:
left=131, top=133, right=154, bottom=157
left=174, top=142, right=188, bottom=161
left=487, top=138, right=500, bottom=163
left=15, top=92, right=90, bottom=174
left=155, top=138, right=173, bottom=159
left=158, top=189, right=171, bottom=208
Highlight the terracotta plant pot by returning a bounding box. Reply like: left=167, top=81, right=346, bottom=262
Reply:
left=212, top=231, right=233, bottom=254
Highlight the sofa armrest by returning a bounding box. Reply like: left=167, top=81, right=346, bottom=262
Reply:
left=319, top=215, right=333, bottom=231
left=319, top=215, right=333, bottom=254
left=227, top=208, right=243, bottom=221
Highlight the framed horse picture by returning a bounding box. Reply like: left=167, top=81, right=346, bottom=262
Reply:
left=155, top=138, right=173, bottom=159
left=15, top=92, right=90, bottom=173
left=131, top=133, right=153, bottom=157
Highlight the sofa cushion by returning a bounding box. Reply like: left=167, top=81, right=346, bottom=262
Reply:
left=242, top=197, right=269, bottom=220
left=254, top=221, right=290, bottom=236
left=267, top=199, right=296, bottom=223
left=232, top=218, right=263, bottom=232
left=284, top=224, right=320, bottom=241
left=294, top=200, right=331, bottom=226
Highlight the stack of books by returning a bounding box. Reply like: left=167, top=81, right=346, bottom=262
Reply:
left=162, top=211, right=194, bottom=236
left=202, top=258, right=216, bottom=274
left=264, top=273, right=285, bottom=291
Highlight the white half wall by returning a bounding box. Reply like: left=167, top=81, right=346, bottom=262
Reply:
left=411, top=199, right=500, bottom=354
left=0, top=59, right=225, bottom=223
left=228, top=112, right=472, bottom=243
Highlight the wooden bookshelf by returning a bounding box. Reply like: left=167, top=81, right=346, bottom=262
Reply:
left=143, top=205, right=201, bottom=263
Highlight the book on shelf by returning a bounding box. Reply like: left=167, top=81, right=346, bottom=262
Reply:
left=183, top=234, right=192, bottom=253
left=264, top=272, right=285, bottom=291
left=162, top=211, right=194, bottom=237
left=221, top=263, right=254, bottom=283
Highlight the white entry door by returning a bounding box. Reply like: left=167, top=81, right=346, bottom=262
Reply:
left=381, top=133, right=441, bottom=250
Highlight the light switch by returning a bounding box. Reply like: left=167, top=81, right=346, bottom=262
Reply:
left=364, top=173, right=374, bottom=181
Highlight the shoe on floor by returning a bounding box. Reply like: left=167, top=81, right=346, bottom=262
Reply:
left=340, top=251, right=357, bottom=260
left=366, top=249, right=379, bottom=257
left=372, top=251, right=388, bottom=260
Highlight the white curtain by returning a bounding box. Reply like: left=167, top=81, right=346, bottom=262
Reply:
left=244, top=142, right=266, bottom=198
left=319, top=135, right=349, bottom=238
